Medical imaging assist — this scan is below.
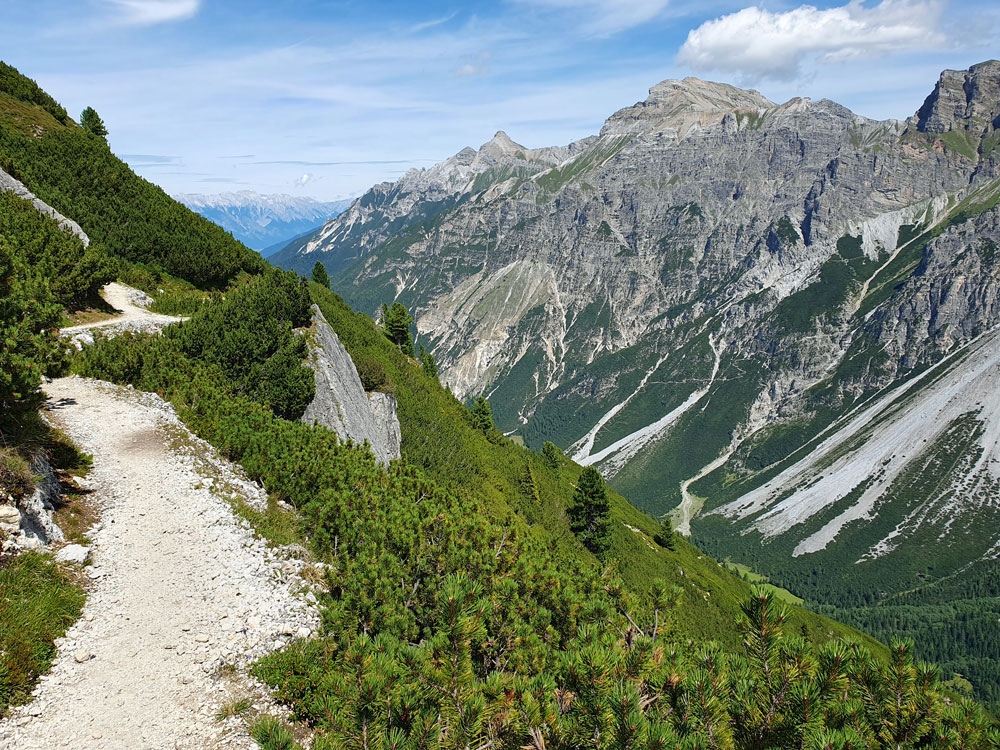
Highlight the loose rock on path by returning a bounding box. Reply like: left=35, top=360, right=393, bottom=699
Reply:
left=0, top=377, right=319, bottom=749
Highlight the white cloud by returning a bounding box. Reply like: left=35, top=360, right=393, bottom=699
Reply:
left=677, top=0, right=947, bottom=81
left=103, top=0, right=200, bottom=26
left=293, top=173, right=315, bottom=187
left=409, top=11, right=459, bottom=34
left=512, top=0, right=671, bottom=35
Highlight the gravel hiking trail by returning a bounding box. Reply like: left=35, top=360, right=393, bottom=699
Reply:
left=61, top=282, right=185, bottom=336
left=0, top=377, right=319, bottom=749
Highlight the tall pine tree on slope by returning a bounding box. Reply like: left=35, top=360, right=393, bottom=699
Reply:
left=569, top=466, right=611, bottom=557
left=310, top=261, right=330, bottom=289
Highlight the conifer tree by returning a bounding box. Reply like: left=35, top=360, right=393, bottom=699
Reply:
left=310, top=260, right=330, bottom=289
left=521, top=462, right=541, bottom=506
left=541, top=441, right=562, bottom=469
left=0, top=237, right=63, bottom=432
left=569, top=466, right=611, bottom=557
left=653, top=518, right=676, bottom=550
left=419, top=345, right=438, bottom=380
left=380, top=302, right=414, bottom=356
left=80, top=106, right=108, bottom=138
left=470, top=396, right=494, bottom=432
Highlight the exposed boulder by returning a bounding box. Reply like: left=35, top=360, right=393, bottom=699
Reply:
left=301, top=305, right=402, bottom=465
left=55, top=543, right=91, bottom=564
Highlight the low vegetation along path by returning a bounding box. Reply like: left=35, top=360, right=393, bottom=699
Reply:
left=0, top=377, right=318, bottom=749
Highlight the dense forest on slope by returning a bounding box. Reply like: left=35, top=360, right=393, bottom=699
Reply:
left=0, top=61, right=997, bottom=746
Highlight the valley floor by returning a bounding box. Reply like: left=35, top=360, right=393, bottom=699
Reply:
left=0, top=377, right=318, bottom=749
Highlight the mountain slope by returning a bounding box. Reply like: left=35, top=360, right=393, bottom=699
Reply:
left=4, top=60, right=1000, bottom=746
left=0, top=62, right=264, bottom=288
left=176, top=190, right=351, bottom=252
left=273, top=60, right=1000, bottom=706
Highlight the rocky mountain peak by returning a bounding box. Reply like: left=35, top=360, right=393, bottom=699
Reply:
left=915, top=58, right=1000, bottom=134
left=601, top=76, right=774, bottom=136
left=484, top=130, right=521, bottom=153
left=473, top=130, right=528, bottom=167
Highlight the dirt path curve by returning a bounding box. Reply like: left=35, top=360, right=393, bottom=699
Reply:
left=0, top=377, right=318, bottom=749
left=61, top=282, right=186, bottom=336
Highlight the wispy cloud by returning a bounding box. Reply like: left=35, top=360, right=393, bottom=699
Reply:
left=102, top=0, right=200, bottom=26
left=120, top=153, right=181, bottom=166
left=677, top=0, right=947, bottom=81
left=511, top=0, right=671, bottom=35
left=409, top=11, right=459, bottom=34
left=251, top=159, right=431, bottom=166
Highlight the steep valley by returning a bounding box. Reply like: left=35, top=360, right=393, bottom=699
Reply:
left=277, top=60, right=1000, bottom=707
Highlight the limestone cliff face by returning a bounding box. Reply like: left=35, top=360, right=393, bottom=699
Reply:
left=867, top=204, right=1000, bottom=375
left=301, top=306, right=401, bottom=465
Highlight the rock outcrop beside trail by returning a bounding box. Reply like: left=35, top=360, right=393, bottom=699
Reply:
left=301, top=305, right=401, bottom=465
left=0, top=454, right=64, bottom=554
left=0, top=167, right=90, bottom=246
left=0, top=454, right=63, bottom=552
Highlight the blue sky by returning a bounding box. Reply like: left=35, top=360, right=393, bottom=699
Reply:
left=2, top=0, right=997, bottom=200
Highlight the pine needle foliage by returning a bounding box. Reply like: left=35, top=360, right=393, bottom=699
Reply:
left=569, top=466, right=612, bottom=558
left=380, top=301, right=414, bottom=356
left=311, top=261, right=330, bottom=289
left=79, top=107, right=107, bottom=138
left=0, top=186, right=114, bottom=431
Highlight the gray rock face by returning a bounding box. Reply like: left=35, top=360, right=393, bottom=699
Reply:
left=0, top=166, right=90, bottom=246
left=2, top=453, right=65, bottom=553
left=915, top=59, right=1000, bottom=135
left=301, top=306, right=401, bottom=465
left=366, top=392, right=402, bottom=463
left=866, top=205, right=1000, bottom=377
left=276, top=61, right=1000, bottom=524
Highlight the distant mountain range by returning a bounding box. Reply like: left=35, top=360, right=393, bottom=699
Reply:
left=174, top=190, right=351, bottom=253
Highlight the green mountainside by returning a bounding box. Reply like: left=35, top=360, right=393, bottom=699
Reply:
left=1, top=62, right=998, bottom=746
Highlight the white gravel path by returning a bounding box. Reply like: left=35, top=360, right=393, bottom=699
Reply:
left=61, top=283, right=187, bottom=342
left=0, top=377, right=320, bottom=749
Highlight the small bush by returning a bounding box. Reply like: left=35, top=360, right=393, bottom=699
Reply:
left=354, top=356, right=392, bottom=393
left=249, top=715, right=300, bottom=750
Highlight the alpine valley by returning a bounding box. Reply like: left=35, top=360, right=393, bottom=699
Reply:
left=275, top=61, right=1000, bottom=706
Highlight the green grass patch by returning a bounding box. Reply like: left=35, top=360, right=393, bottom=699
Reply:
left=0, top=552, right=85, bottom=716
left=229, top=496, right=304, bottom=549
